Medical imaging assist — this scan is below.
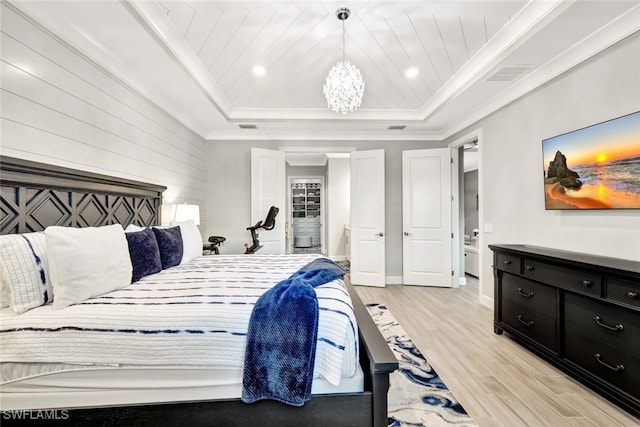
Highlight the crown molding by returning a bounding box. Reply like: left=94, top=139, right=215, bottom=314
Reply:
left=440, top=3, right=640, bottom=141
left=205, top=129, right=444, bottom=142
left=227, top=108, right=424, bottom=122
left=417, top=0, right=571, bottom=122
left=124, top=0, right=232, bottom=118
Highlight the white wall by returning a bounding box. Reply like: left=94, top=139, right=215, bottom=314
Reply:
left=0, top=3, right=207, bottom=227
left=327, top=157, right=350, bottom=259
left=205, top=140, right=445, bottom=281
left=447, top=32, right=640, bottom=305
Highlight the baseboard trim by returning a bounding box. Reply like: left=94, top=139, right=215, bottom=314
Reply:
left=385, top=276, right=403, bottom=285
left=480, top=294, right=493, bottom=309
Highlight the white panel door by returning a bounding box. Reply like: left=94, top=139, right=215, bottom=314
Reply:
left=350, top=149, right=385, bottom=287
left=251, top=147, right=285, bottom=254
left=402, top=148, right=452, bottom=287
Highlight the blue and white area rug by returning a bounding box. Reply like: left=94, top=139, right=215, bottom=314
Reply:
left=367, top=303, right=478, bottom=427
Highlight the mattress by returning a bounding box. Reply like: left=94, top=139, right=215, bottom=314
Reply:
left=0, top=254, right=360, bottom=410
left=0, top=363, right=364, bottom=410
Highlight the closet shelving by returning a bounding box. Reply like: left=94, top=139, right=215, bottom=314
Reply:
left=292, top=182, right=321, bottom=218
left=291, top=181, right=322, bottom=253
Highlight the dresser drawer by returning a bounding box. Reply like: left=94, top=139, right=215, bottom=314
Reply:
left=501, top=273, right=556, bottom=318
left=607, top=277, right=640, bottom=309
left=495, top=252, right=521, bottom=274
left=523, top=258, right=601, bottom=296
left=502, top=300, right=557, bottom=352
left=565, top=329, right=640, bottom=399
left=565, top=293, right=639, bottom=356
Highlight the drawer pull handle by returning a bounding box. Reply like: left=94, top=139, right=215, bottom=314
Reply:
left=525, top=265, right=534, bottom=271
left=517, top=315, right=534, bottom=327
left=517, top=288, right=534, bottom=298
left=582, top=280, right=593, bottom=287
left=503, top=260, right=512, bottom=265
left=628, top=291, right=638, bottom=300
left=594, top=315, right=623, bottom=332
left=594, top=353, right=624, bottom=373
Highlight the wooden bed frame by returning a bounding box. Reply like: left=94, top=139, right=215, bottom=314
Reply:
left=0, top=156, right=398, bottom=427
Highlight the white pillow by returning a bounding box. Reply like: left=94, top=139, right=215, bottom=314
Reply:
left=46, top=224, right=132, bottom=310
left=0, top=263, right=9, bottom=308
left=0, top=232, right=51, bottom=313
left=125, top=224, right=146, bottom=233
left=170, top=220, right=203, bottom=263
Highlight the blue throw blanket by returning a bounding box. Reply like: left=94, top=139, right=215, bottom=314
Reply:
left=241, top=258, right=346, bottom=406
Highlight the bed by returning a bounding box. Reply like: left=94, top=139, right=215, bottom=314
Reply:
left=0, top=156, right=398, bottom=426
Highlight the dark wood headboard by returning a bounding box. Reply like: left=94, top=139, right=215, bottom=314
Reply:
left=0, top=156, right=166, bottom=234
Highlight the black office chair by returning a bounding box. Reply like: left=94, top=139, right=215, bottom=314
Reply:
left=245, top=206, right=279, bottom=254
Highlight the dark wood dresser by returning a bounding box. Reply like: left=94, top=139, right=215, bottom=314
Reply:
left=490, top=244, right=640, bottom=417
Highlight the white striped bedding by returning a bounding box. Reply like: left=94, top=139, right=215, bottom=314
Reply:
left=0, top=254, right=358, bottom=387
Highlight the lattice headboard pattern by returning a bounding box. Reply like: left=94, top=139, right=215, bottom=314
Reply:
left=0, top=156, right=166, bottom=234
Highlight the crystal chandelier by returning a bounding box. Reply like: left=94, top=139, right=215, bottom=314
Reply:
left=323, top=7, right=365, bottom=115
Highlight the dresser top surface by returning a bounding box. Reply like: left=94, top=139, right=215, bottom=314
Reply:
left=489, top=244, right=640, bottom=276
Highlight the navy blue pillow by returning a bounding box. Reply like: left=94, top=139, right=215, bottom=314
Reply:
left=125, top=228, right=162, bottom=282
left=152, top=226, right=184, bottom=269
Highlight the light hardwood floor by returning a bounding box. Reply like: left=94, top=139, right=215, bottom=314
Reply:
left=353, top=277, right=640, bottom=427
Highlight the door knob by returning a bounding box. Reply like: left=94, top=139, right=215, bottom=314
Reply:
left=404, top=232, right=411, bottom=236
left=376, top=232, right=384, bottom=237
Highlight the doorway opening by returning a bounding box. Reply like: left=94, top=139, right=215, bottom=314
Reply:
left=450, top=129, right=484, bottom=304
left=283, top=148, right=353, bottom=260
left=289, top=177, right=324, bottom=255
left=461, top=141, right=480, bottom=280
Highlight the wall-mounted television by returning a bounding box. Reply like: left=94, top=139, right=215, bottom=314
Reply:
left=542, top=111, right=640, bottom=210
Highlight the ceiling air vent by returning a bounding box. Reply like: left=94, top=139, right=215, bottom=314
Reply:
left=387, top=125, right=406, bottom=130
left=486, top=65, right=535, bottom=82
left=238, top=124, right=257, bottom=129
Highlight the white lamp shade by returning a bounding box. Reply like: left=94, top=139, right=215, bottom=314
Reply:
left=174, top=204, right=200, bottom=225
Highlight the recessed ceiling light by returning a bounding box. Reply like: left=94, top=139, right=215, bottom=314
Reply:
left=253, top=66, right=265, bottom=76
left=405, top=67, right=418, bottom=78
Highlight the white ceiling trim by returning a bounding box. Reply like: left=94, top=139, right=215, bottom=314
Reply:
left=124, top=0, right=577, bottom=132
left=416, top=0, right=571, bottom=121
left=439, top=3, right=640, bottom=140
left=125, top=0, right=232, bottom=117
left=227, top=107, right=425, bottom=122
left=280, top=146, right=355, bottom=153
left=4, top=0, right=210, bottom=139
left=216, top=2, right=640, bottom=143
left=127, top=0, right=572, bottom=126
left=125, top=0, right=434, bottom=125
left=207, top=129, right=443, bottom=142
left=9, top=1, right=634, bottom=144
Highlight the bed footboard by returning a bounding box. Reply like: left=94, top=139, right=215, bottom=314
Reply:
left=347, top=279, right=398, bottom=426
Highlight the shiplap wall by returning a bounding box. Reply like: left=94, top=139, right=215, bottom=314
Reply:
left=0, top=3, right=207, bottom=226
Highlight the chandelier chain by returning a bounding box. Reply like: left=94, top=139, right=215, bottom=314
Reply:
left=342, top=19, right=346, bottom=62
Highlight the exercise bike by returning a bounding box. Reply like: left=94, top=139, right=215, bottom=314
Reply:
left=244, top=206, right=279, bottom=254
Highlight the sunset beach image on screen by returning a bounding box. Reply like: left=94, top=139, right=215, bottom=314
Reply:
left=542, top=111, right=640, bottom=210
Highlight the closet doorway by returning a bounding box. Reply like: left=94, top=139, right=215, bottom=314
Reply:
left=283, top=148, right=352, bottom=259
left=289, top=177, right=325, bottom=254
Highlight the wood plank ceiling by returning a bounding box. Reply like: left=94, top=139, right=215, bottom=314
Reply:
left=159, top=0, right=525, bottom=111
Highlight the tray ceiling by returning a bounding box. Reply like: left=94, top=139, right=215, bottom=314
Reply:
left=8, top=0, right=640, bottom=141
